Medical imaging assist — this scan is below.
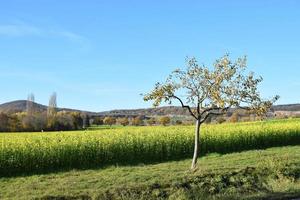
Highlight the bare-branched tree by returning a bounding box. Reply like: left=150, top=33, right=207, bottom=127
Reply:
left=144, top=55, right=279, bottom=170
left=26, top=93, right=35, bottom=115
left=47, top=92, right=57, bottom=117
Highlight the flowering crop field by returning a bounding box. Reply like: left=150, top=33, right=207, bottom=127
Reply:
left=1, top=119, right=300, bottom=176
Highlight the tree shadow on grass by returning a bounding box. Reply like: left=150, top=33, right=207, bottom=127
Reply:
left=23, top=191, right=300, bottom=200
left=0, top=156, right=190, bottom=179
left=247, top=191, right=300, bottom=200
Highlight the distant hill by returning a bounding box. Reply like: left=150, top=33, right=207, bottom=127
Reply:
left=1, top=100, right=300, bottom=118
left=97, top=104, right=300, bottom=117
left=0, top=100, right=191, bottom=118
left=271, top=104, right=300, bottom=112
left=0, top=100, right=47, bottom=114
left=97, top=106, right=191, bottom=117
left=0, top=100, right=95, bottom=115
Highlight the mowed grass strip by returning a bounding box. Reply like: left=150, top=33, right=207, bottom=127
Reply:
left=1, top=119, right=300, bottom=176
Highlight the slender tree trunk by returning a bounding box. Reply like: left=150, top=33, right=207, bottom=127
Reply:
left=191, top=119, right=201, bottom=170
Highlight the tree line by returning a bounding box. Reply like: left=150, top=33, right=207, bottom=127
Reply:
left=92, top=116, right=175, bottom=126
left=0, top=93, right=89, bottom=132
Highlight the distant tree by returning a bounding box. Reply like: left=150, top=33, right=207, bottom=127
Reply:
left=85, top=115, right=90, bottom=128
left=242, top=116, right=251, bottom=122
left=47, top=92, right=57, bottom=118
left=0, top=113, right=10, bottom=132
left=146, top=118, right=156, bottom=126
left=118, top=117, right=129, bottom=126
left=26, top=93, right=35, bottom=115
left=22, top=115, right=35, bottom=131
left=22, top=113, right=47, bottom=131
left=216, top=116, right=226, bottom=124
left=70, top=112, right=84, bottom=129
left=0, top=110, right=85, bottom=132
left=32, top=113, right=47, bottom=131
left=103, top=116, right=116, bottom=126
left=56, top=111, right=74, bottom=131
left=8, top=114, right=22, bottom=132
left=144, top=55, right=279, bottom=169
left=82, top=113, right=90, bottom=129
left=159, top=116, right=171, bottom=126
left=131, top=116, right=144, bottom=126
left=46, top=115, right=59, bottom=131
left=175, top=119, right=183, bottom=125
left=93, top=117, right=103, bottom=125
left=229, top=112, right=239, bottom=123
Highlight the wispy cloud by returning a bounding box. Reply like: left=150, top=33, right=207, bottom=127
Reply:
left=0, top=23, right=42, bottom=36
left=0, top=21, right=90, bottom=48
left=0, top=68, right=58, bottom=84
left=54, top=30, right=90, bottom=48
left=57, top=31, right=84, bottom=41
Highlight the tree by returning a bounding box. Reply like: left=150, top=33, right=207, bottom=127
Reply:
left=82, top=113, right=90, bottom=129
left=103, top=116, right=116, bottom=126
left=21, top=115, right=35, bottom=131
left=93, top=117, right=103, bottom=125
left=144, top=55, right=279, bottom=170
left=26, top=93, right=35, bottom=115
left=229, top=111, right=240, bottom=123
left=118, top=117, right=129, bottom=126
left=0, top=113, right=10, bottom=132
left=32, top=113, right=47, bottom=131
left=131, top=116, right=143, bottom=126
left=216, top=115, right=226, bottom=124
left=159, top=116, right=171, bottom=126
left=146, top=118, right=156, bottom=126
left=71, top=112, right=84, bottom=129
left=175, top=119, right=183, bottom=125
left=47, top=92, right=57, bottom=117
left=8, top=114, right=21, bottom=132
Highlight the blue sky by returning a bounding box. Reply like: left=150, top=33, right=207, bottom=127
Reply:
left=0, top=0, right=299, bottom=111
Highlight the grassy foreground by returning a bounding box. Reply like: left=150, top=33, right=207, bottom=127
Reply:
left=0, top=145, right=300, bottom=200
left=1, top=119, right=300, bottom=176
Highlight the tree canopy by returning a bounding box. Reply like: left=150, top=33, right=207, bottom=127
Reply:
left=144, top=55, right=279, bottom=123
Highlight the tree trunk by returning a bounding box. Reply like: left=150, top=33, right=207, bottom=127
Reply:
left=191, top=119, right=201, bottom=170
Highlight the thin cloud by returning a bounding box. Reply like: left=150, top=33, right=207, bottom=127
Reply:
left=57, top=31, right=84, bottom=41
left=0, top=24, right=42, bottom=36
left=0, top=22, right=90, bottom=48
left=0, top=68, right=58, bottom=84
left=54, top=30, right=91, bottom=49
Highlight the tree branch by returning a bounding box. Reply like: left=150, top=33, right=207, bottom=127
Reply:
left=200, top=106, right=228, bottom=116
left=172, top=95, right=198, bottom=120
left=200, top=107, right=230, bottom=124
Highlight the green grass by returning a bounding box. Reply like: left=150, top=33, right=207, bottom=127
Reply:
left=1, top=119, right=300, bottom=176
left=0, top=145, right=300, bottom=200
